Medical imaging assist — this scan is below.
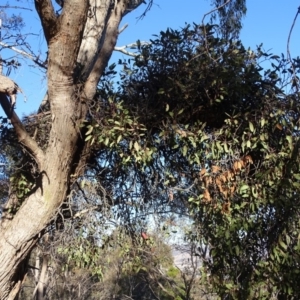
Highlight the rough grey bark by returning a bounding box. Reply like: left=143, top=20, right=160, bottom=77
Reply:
left=0, top=0, right=146, bottom=298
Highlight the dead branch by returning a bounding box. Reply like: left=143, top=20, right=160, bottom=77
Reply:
left=0, top=42, right=46, bottom=68
left=114, top=41, right=150, bottom=57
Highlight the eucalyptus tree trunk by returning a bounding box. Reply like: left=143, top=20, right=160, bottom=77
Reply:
left=0, top=0, right=144, bottom=298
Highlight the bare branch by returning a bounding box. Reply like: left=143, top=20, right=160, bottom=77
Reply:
left=0, top=5, right=32, bottom=11
left=118, top=23, right=128, bottom=34
left=287, top=6, right=300, bottom=91
left=0, top=41, right=47, bottom=69
left=114, top=41, right=150, bottom=57
left=0, top=93, right=44, bottom=168
left=114, top=47, right=138, bottom=57
left=34, top=0, right=58, bottom=43
left=201, top=0, right=232, bottom=62
left=135, top=0, right=153, bottom=19
left=202, top=0, right=232, bottom=24
left=73, top=206, right=100, bottom=219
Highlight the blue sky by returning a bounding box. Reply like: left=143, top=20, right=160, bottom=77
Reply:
left=1, top=0, right=299, bottom=116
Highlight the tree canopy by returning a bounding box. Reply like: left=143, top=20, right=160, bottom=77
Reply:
left=1, top=1, right=300, bottom=299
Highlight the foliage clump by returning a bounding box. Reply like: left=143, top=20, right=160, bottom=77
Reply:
left=94, top=24, right=300, bottom=299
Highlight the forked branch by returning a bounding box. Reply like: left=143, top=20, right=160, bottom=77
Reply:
left=83, top=0, right=128, bottom=98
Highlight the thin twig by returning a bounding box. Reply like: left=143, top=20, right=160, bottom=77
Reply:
left=114, top=47, right=138, bottom=57
left=201, top=0, right=232, bottom=62
left=202, top=0, right=232, bottom=25
left=118, top=23, right=128, bottom=34
left=287, top=6, right=300, bottom=91
left=0, top=41, right=47, bottom=69
left=188, top=0, right=233, bottom=64
left=0, top=5, right=32, bottom=11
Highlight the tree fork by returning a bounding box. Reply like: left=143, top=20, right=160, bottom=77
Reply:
left=0, top=0, right=146, bottom=298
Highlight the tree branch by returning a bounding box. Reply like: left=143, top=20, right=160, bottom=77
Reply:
left=83, top=0, right=128, bottom=99
left=34, top=0, right=58, bottom=44
left=126, top=0, right=151, bottom=18
left=0, top=93, right=44, bottom=168
left=0, top=41, right=47, bottom=69
left=76, top=0, right=111, bottom=81
left=287, top=6, right=300, bottom=91
left=118, top=23, right=128, bottom=34
left=0, top=5, right=32, bottom=11
left=201, top=0, right=232, bottom=61
left=114, top=41, right=150, bottom=57
left=46, top=0, right=89, bottom=85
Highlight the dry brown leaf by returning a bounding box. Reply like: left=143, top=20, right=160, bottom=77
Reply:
left=221, top=188, right=228, bottom=199
left=200, top=168, right=207, bottom=178
left=233, top=160, right=243, bottom=173
left=215, top=177, right=222, bottom=189
left=176, top=129, right=187, bottom=137
left=230, top=184, right=236, bottom=194
left=211, top=165, right=221, bottom=174
left=219, top=174, right=227, bottom=183
left=222, top=201, right=231, bottom=214
left=243, top=155, right=253, bottom=164
left=203, top=176, right=212, bottom=187
left=227, top=171, right=235, bottom=181
left=203, top=189, right=211, bottom=202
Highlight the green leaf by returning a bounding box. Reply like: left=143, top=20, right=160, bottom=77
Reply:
left=235, top=245, right=240, bottom=256
left=182, top=145, right=187, bottom=156
left=85, top=135, right=92, bottom=141
left=249, top=121, right=254, bottom=133
left=225, top=283, right=233, bottom=289
left=223, top=142, right=229, bottom=153
left=251, top=186, right=258, bottom=198
left=178, top=108, right=184, bottom=115
left=286, top=234, right=291, bottom=246
left=85, top=125, right=94, bottom=135
left=134, top=141, right=140, bottom=152
left=158, top=88, right=165, bottom=95
left=240, top=184, right=249, bottom=192
left=286, top=135, right=292, bottom=145
left=279, top=238, right=287, bottom=250
left=117, top=135, right=122, bottom=144
left=293, top=174, right=300, bottom=180
left=225, top=230, right=230, bottom=239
